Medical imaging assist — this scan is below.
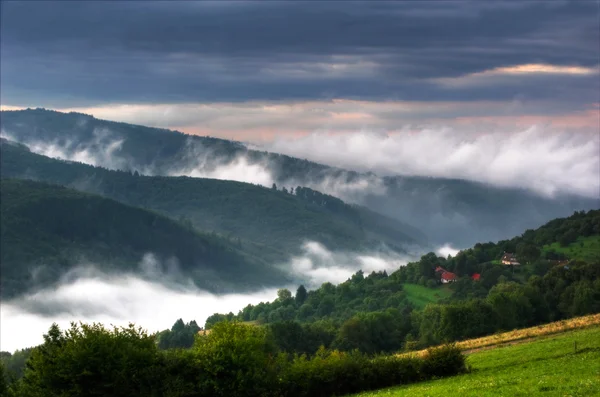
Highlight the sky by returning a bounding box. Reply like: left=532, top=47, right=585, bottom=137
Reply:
left=1, top=1, right=599, bottom=142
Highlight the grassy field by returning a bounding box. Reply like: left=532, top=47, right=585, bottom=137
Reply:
left=402, top=284, right=453, bottom=308
left=544, top=235, right=600, bottom=263
left=353, top=323, right=600, bottom=397
left=401, top=313, right=600, bottom=358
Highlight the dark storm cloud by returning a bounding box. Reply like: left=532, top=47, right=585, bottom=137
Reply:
left=1, top=1, right=598, bottom=106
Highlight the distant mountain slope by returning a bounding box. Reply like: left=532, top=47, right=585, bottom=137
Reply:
left=0, top=179, right=289, bottom=299
left=0, top=140, right=423, bottom=264
left=2, top=108, right=597, bottom=246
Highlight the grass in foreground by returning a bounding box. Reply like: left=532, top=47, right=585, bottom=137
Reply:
left=544, top=235, right=600, bottom=263
left=402, top=313, right=600, bottom=358
left=402, top=284, right=453, bottom=309
left=353, top=325, right=600, bottom=397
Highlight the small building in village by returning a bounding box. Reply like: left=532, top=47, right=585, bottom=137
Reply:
left=435, top=266, right=458, bottom=283
left=501, top=252, right=520, bottom=266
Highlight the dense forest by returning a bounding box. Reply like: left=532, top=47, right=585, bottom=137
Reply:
left=0, top=179, right=286, bottom=298
left=199, top=210, right=600, bottom=355
left=2, top=108, right=597, bottom=247
left=0, top=138, right=423, bottom=263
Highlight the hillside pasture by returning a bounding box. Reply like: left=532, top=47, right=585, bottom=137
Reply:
left=353, top=323, right=600, bottom=397
left=544, top=235, right=600, bottom=263
left=402, top=284, right=453, bottom=308
left=401, top=313, right=600, bottom=358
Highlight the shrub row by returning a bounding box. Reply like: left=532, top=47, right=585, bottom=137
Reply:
left=6, top=321, right=467, bottom=397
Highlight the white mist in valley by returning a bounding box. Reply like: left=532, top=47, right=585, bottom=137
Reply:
left=284, top=241, right=419, bottom=287
left=0, top=272, right=280, bottom=353
left=0, top=242, right=443, bottom=352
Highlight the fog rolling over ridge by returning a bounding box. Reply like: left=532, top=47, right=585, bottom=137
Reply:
left=1, top=242, right=418, bottom=352
left=1, top=108, right=598, bottom=248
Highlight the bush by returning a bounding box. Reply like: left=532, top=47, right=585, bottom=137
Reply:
left=16, top=322, right=163, bottom=397
left=420, top=343, right=467, bottom=378
left=277, top=345, right=465, bottom=397
left=364, top=355, right=422, bottom=389
left=159, top=349, right=203, bottom=397
left=192, top=321, right=278, bottom=397
left=277, top=348, right=370, bottom=397
left=0, top=362, right=8, bottom=397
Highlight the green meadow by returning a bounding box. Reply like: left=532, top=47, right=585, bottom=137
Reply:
left=352, top=325, right=600, bottom=397
left=544, top=235, right=600, bottom=263
left=402, top=284, right=453, bottom=308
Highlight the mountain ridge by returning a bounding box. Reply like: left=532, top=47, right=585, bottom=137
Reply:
left=0, top=138, right=424, bottom=264
left=0, top=178, right=291, bottom=299
left=1, top=108, right=597, bottom=247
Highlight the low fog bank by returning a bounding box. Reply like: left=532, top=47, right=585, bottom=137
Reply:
left=266, top=127, right=600, bottom=199
left=0, top=270, right=281, bottom=353
left=1, top=242, right=444, bottom=352
left=0, top=128, right=134, bottom=172
left=283, top=241, right=420, bottom=288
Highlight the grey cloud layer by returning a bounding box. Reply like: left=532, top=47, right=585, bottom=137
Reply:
left=1, top=1, right=598, bottom=106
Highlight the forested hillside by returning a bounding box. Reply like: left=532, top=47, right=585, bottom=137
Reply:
left=201, top=209, right=600, bottom=355
left=2, top=108, right=597, bottom=247
left=0, top=139, right=423, bottom=262
left=0, top=179, right=287, bottom=298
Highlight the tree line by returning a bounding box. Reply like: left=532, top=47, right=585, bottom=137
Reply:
left=0, top=321, right=466, bottom=397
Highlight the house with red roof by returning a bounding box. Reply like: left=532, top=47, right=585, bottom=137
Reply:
left=440, top=271, right=457, bottom=283
left=471, top=273, right=481, bottom=281
left=435, top=266, right=457, bottom=283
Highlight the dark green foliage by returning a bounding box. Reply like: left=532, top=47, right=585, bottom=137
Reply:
left=395, top=209, right=600, bottom=286
left=157, top=319, right=201, bottom=350
left=219, top=270, right=410, bottom=328
left=332, top=310, right=410, bottom=354
left=192, top=321, right=279, bottom=397
left=0, top=139, right=423, bottom=266
left=267, top=321, right=336, bottom=356
left=17, top=323, right=163, bottom=397
left=158, top=349, right=201, bottom=397
left=295, top=285, right=308, bottom=305
left=412, top=261, right=600, bottom=347
left=0, top=179, right=283, bottom=298
left=516, top=243, right=541, bottom=264
left=204, top=210, right=600, bottom=354
left=0, top=349, right=32, bottom=382
left=6, top=320, right=467, bottom=397
left=0, top=362, right=8, bottom=397
left=277, top=345, right=465, bottom=397
left=420, top=344, right=467, bottom=378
